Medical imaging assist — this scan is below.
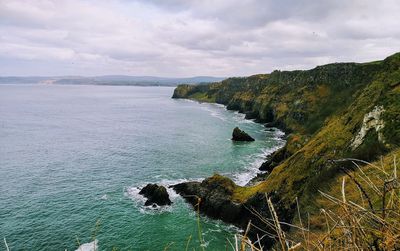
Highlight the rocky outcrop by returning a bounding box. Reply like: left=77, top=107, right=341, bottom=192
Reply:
left=172, top=175, right=242, bottom=222
left=231, top=127, right=255, bottom=141
left=139, top=184, right=172, bottom=207
left=351, top=105, right=385, bottom=150
left=172, top=174, right=295, bottom=249
left=259, top=145, right=290, bottom=172
left=171, top=84, right=195, bottom=98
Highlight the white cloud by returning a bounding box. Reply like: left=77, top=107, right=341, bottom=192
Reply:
left=0, top=0, right=399, bottom=76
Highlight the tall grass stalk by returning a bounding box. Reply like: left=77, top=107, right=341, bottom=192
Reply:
left=3, top=238, right=10, bottom=251
left=231, top=157, right=399, bottom=250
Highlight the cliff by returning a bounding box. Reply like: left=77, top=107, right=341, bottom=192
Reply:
left=172, top=52, right=400, bottom=248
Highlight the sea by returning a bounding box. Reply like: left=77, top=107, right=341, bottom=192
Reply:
left=0, top=84, right=284, bottom=250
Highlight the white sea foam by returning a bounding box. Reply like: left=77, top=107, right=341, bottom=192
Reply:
left=231, top=130, right=286, bottom=186
left=125, top=186, right=174, bottom=214
left=200, top=214, right=242, bottom=234
left=231, top=153, right=265, bottom=186
left=124, top=178, right=203, bottom=214
left=213, top=103, right=226, bottom=108
left=273, top=129, right=286, bottom=138
left=200, top=105, right=227, bottom=121
left=125, top=186, right=147, bottom=204
left=158, top=178, right=202, bottom=200
left=75, top=240, right=98, bottom=251
left=180, top=99, right=196, bottom=103
left=200, top=241, right=210, bottom=248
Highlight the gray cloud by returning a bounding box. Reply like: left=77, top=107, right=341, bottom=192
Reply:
left=0, top=0, right=399, bottom=77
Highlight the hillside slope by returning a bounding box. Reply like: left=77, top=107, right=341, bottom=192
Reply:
left=172, top=53, right=400, bottom=248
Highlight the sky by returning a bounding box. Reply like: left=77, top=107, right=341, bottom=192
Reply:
left=0, top=0, right=399, bottom=77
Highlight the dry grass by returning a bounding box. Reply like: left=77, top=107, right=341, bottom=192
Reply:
left=230, top=156, right=399, bottom=251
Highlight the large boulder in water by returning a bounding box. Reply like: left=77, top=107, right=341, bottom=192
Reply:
left=231, top=127, right=255, bottom=141
left=139, top=184, right=172, bottom=206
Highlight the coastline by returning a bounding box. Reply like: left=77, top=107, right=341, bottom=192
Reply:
left=169, top=52, right=400, bottom=249
left=180, top=98, right=287, bottom=185
left=123, top=96, right=285, bottom=246
left=131, top=98, right=285, bottom=205
left=169, top=97, right=290, bottom=249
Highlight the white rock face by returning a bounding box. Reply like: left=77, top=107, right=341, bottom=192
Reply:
left=351, top=106, right=385, bottom=150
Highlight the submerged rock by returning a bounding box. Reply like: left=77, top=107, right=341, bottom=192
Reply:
left=139, top=184, right=172, bottom=206
left=231, top=127, right=255, bottom=141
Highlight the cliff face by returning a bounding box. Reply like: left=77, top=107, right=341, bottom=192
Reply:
left=172, top=53, right=400, bottom=247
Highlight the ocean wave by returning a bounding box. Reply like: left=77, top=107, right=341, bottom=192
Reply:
left=206, top=103, right=226, bottom=109
left=125, top=186, right=174, bottom=214
left=273, top=129, right=286, bottom=138
left=75, top=240, right=98, bottom=251
left=231, top=154, right=265, bottom=186
left=200, top=105, right=227, bottom=121
left=125, top=186, right=147, bottom=204
left=158, top=178, right=203, bottom=201
left=124, top=178, right=203, bottom=214
left=231, top=137, right=286, bottom=186
left=199, top=214, right=242, bottom=235
left=179, top=99, right=197, bottom=103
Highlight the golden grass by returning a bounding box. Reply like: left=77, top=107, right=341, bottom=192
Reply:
left=213, top=152, right=400, bottom=250
left=263, top=153, right=399, bottom=250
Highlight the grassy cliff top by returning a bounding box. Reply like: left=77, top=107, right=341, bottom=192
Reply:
left=173, top=52, right=400, bottom=208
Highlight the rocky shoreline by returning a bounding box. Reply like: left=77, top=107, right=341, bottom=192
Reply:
left=171, top=174, right=294, bottom=249
left=169, top=89, right=303, bottom=249
left=137, top=102, right=288, bottom=247
left=168, top=52, right=400, bottom=249
left=168, top=103, right=290, bottom=248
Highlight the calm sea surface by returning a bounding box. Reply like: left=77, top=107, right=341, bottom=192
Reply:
left=0, top=84, right=284, bottom=250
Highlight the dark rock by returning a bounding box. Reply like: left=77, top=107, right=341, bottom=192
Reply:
left=263, top=108, right=275, bottom=123
left=226, top=103, right=240, bottom=111
left=259, top=145, right=290, bottom=171
left=292, top=111, right=307, bottom=123
left=231, top=127, right=255, bottom=141
left=243, top=191, right=296, bottom=247
left=244, top=111, right=257, bottom=120
left=172, top=174, right=295, bottom=250
left=390, top=81, right=400, bottom=88
left=172, top=175, right=243, bottom=223
left=259, top=159, right=274, bottom=172
left=264, top=120, right=290, bottom=133
left=139, top=184, right=172, bottom=206
left=246, top=172, right=270, bottom=186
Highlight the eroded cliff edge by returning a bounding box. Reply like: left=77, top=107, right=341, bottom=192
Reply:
left=172, top=52, right=400, bottom=248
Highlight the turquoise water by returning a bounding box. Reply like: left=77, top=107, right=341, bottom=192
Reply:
left=0, top=84, right=284, bottom=250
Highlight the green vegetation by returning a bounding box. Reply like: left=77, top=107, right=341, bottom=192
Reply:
left=172, top=52, right=400, bottom=248
left=232, top=152, right=400, bottom=250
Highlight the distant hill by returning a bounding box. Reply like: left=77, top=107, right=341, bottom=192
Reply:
left=0, top=75, right=225, bottom=86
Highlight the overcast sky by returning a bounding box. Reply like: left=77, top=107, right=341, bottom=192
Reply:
left=0, top=0, right=399, bottom=77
